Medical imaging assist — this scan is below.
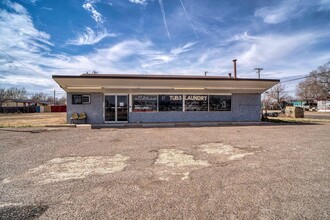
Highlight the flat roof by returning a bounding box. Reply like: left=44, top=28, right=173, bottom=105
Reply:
left=53, top=74, right=279, bottom=82
left=53, top=74, right=280, bottom=94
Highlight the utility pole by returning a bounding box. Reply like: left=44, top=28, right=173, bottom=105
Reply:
left=53, top=90, right=56, bottom=106
left=254, top=68, right=263, bottom=79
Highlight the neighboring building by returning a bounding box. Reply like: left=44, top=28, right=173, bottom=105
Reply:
left=317, top=100, right=330, bottom=112
left=291, top=100, right=306, bottom=108
left=0, top=99, right=53, bottom=113
left=53, top=74, right=279, bottom=124
left=1, top=99, right=51, bottom=107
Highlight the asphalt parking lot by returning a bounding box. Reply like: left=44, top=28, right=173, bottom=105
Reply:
left=304, top=111, right=330, bottom=120
left=0, top=123, right=329, bottom=219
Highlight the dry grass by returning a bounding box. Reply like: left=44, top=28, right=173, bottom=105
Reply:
left=0, top=113, right=66, bottom=127
left=268, top=117, right=330, bottom=123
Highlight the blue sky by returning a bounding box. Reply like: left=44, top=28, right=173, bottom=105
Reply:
left=0, top=0, right=330, bottom=97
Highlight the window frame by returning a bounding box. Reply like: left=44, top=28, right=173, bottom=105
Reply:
left=72, top=94, right=91, bottom=105
left=208, top=95, right=232, bottom=111
left=131, top=94, right=158, bottom=112
left=184, top=94, right=209, bottom=112
left=158, top=94, right=184, bottom=112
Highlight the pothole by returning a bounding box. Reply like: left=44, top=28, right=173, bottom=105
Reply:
left=153, top=149, right=209, bottom=181
left=3, top=154, right=129, bottom=185
left=198, top=142, right=259, bottom=161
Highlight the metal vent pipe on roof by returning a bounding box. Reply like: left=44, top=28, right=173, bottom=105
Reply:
left=233, top=59, right=237, bottom=79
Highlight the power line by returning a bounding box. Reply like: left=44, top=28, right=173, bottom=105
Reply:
left=0, top=48, right=52, bottom=82
left=281, top=71, right=330, bottom=84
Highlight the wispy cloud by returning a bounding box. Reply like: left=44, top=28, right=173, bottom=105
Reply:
left=141, top=41, right=196, bottom=68
left=82, top=0, right=105, bottom=24
left=255, top=0, right=303, bottom=24
left=179, top=0, right=198, bottom=39
left=1, top=0, right=329, bottom=97
left=236, top=33, right=319, bottom=65
left=41, top=7, right=53, bottom=11
left=318, top=0, right=330, bottom=11
left=158, top=0, right=171, bottom=40
left=67, top=27, right=116, bottom=45
left=170, top=41, right=196, bottom=55
left=129, top=0, right=147, bottom=5
left=19, top=0, right=39, bottom=5
left=0, top=0, right=53, bottom=53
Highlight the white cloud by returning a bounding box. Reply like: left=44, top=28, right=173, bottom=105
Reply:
left=255, top=0, right=304, bottom=24
left=82, top=0, right=105, bottom=24
left=318, top=0, right=330, bottom=10
left=141, top=42, right=196, bottom=68
left=170, top=41, right=196, bottom=55
left=179, top=0, right=198, bottom=39
left=41, top=7, right=53, bottom=11
left=1, top=0, right=329, bottom=98
left=3, top=0, right=28, bottom=14
left=158, top=0, right=171, bottom=39
left=67, top=27, right=116, bottom=45
left=18, top=0, right=39, bottom=5
left=0, top=1, right=53, bottom=53
left=129, top=0, right=148, bottom=5
left=237, top=33, right=317, bottom=66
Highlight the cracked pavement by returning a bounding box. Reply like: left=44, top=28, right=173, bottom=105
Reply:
left=0, top=123, right=329, bottom=219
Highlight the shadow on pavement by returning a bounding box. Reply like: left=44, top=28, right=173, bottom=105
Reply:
left=0, top=204, right=48, bottom=220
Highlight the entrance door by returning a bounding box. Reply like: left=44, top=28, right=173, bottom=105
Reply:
left=105, top=95, right=128, bottom=123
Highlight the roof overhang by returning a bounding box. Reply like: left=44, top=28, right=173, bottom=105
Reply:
left=53, top=74, right=280, bottom=94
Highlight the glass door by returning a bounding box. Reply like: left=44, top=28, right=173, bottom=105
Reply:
left=105, top=95, right=116, bottom=122
left=117, top=95, right=128, bottom=122
left=104, top=95, right=128, bottom=123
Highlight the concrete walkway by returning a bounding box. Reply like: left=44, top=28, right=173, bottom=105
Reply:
left=74, top=121, right=271, bottom=129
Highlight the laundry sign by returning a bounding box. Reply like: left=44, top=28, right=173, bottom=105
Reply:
left=185, top=95, right=208, bottom=101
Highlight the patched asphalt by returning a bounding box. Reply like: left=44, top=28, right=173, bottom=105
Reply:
left=0, top=123, right=329, bottom=219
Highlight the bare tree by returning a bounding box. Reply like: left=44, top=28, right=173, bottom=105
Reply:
left=262, top=92, right=272, bottom=110
left=296, top=61, right=330, bottom=100
left=31, top=92, right=48, bottom=101
left=312, top=61, right=330, bottom=98
left=4, top=87, right=27, bottom=100
left=296, top=76, right=326, bottom=100
left=57, top=96, right=67, bottom=105
left=0, top=88, right=5, bottom=107
left=46, top=96, right=54, bottom=103
left=45, top=96, right=66, bottom=105
left=269, top=83, right=288, bottom=109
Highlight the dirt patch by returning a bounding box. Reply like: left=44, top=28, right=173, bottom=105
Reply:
left=153, top=149, right=209, bottom=181
left=0, top=113, right=66, bottom=127
left=3, top=154, right=129, bottom=185
left=199, top=142, right=259, bottom=161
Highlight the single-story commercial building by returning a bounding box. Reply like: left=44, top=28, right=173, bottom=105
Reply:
left=53, top=74, right=279, bottom=124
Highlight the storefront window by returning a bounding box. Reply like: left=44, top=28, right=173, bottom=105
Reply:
left=72, top=95, right=82, bottom=104
left=185, top=95, right=208, bottom=111
left=209, top=95, right=231, bottom=111
left=132, top=95, right=157, bottom=112
left=159, top=95, right=183, bottom=111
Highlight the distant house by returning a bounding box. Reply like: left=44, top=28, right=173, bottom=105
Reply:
left=317, top=100, right=330, bottom=112
left=1, top=99, right=52, bottom=107
left=0, top=99, right=54, bottom=113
